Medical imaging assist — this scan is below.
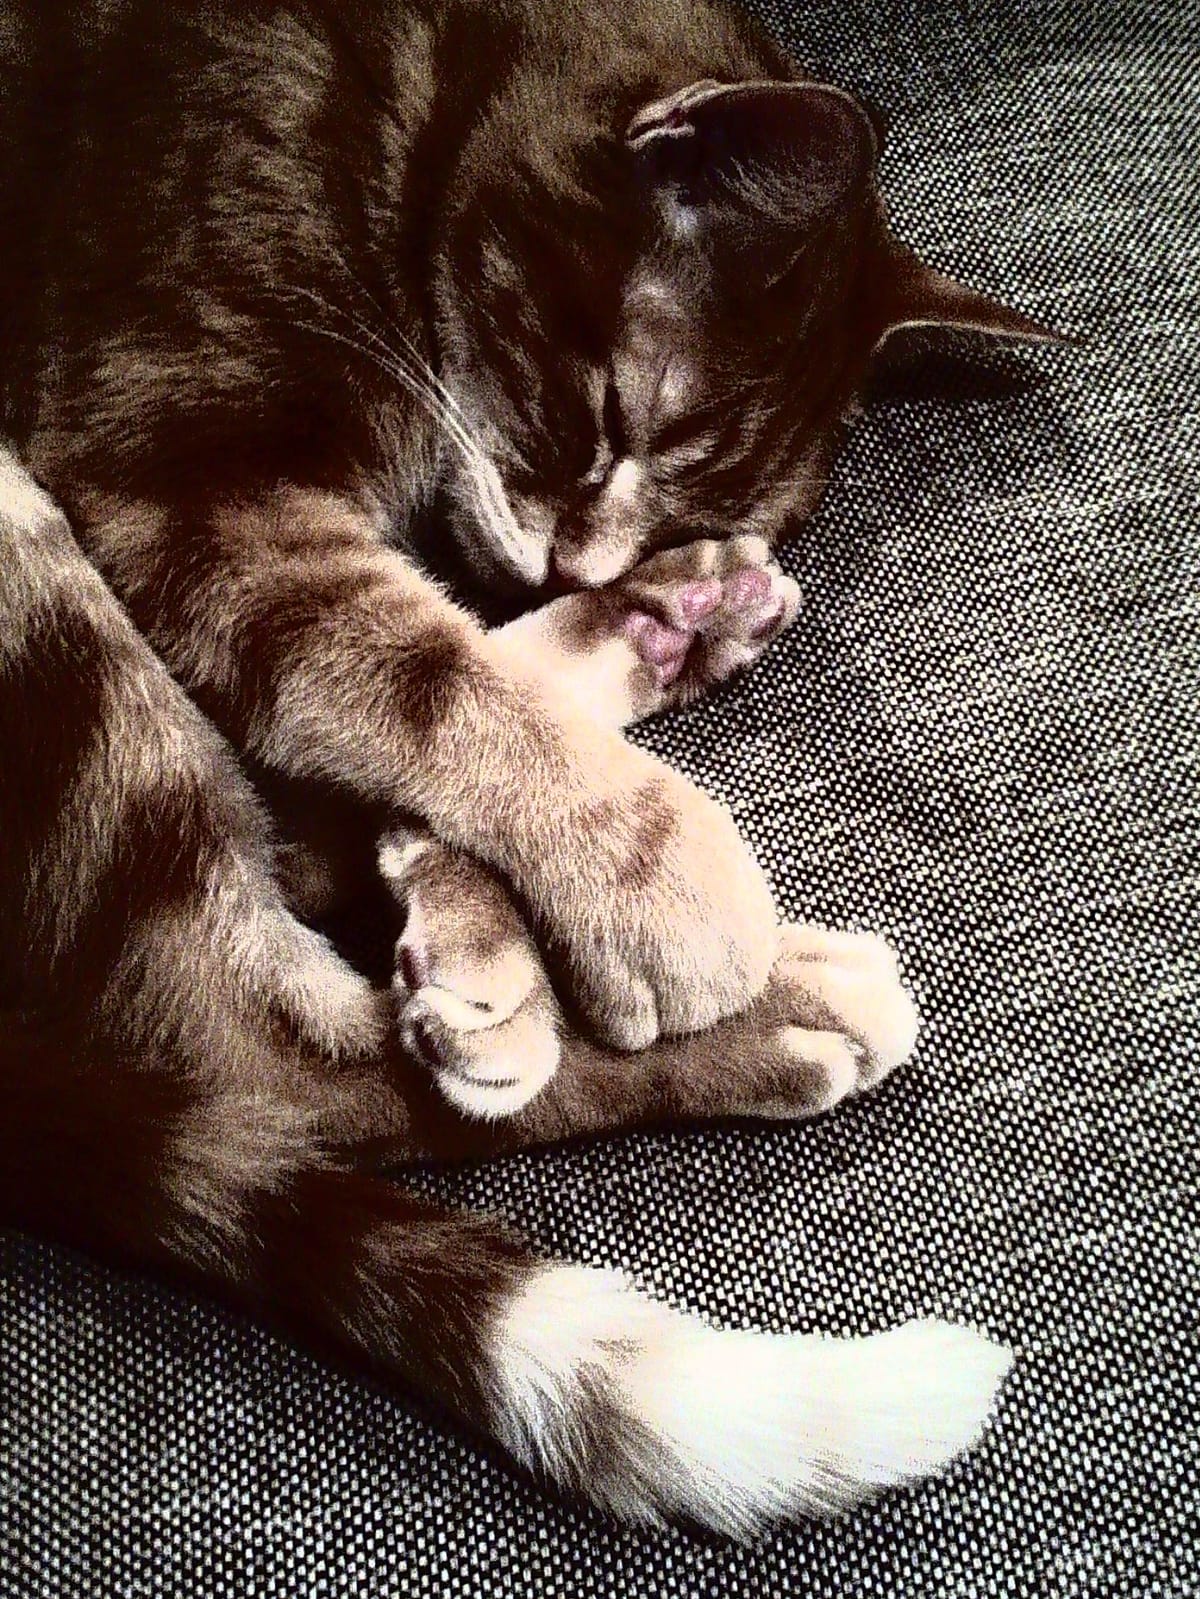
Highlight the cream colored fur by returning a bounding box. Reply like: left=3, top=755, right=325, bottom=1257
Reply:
left=490, top=1264, right=1012, bottom=1538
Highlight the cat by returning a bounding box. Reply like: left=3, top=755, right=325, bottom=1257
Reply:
left=0, top=0, right=1059, bottom=1537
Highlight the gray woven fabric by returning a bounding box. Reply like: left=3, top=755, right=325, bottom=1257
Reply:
left=2, top=1, right=1197, bottom=1594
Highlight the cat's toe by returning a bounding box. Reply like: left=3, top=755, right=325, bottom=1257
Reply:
left=775, top=932, right=919, bottom=1089
left=695, top=546, right=800, bottom=684
left=394, top=892, right=544, bottom=1027
left=379, top=827, right=542, bottom=1026
left=778, top=924, right=902, bottom=977
left=401, top=988, right=561, bottom=1119
left=847, top=971, right=920, bottom=1086
left=744, top=1029, right=866, bottom=1119
left=378, top=827, right=562, bottom=1118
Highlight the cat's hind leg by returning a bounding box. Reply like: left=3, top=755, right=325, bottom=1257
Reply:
left=378, top=830, right=918, bottom=1152
left=370, top=840, right=1009, bottom=1533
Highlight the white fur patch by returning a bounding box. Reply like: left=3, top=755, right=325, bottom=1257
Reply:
left=378, top=831, right=433, bottom=883
left=0, top=446, right=62, bottom=533
left=605, top=457, right=643, bottom=509
left=489, top=1265, right=1012, bottom=1537
left=460, top=450, right=550, bottom=586
left=554, top=529, right=642, bottom=589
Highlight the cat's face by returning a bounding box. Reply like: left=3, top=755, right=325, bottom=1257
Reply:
left=438, top=80, right=1056, bottom=594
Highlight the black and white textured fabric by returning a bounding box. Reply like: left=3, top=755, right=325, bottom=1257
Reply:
left=2, top=1, right=1196, bottom=1593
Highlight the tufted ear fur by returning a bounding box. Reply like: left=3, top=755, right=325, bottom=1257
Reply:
left=626, top=79, right=878, bottom=279
left=877, top=240, right=1073, bottom=345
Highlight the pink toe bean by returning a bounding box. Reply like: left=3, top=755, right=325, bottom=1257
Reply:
left=678, top=578, right=723, bottom=622
left=625, top=611, right=692, bottom=665
left=724, top=567, right=772, bottom=610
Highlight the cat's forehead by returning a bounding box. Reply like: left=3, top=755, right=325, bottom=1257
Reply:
left=617, top=273, right=706, bottom=404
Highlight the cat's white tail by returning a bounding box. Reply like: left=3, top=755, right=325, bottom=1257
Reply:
left=488, top=1264, right=1011, bottom=1538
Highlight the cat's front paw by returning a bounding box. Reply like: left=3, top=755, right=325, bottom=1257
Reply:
left=527, top=752, right=780, bottom=1049
left=616, top=535, right=800, bottom=708
left=379, top=830, right=561, bottom=1120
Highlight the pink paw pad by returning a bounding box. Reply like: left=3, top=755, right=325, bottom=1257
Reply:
left=678, top=578, right=723, bottom=622
left=723, top=567, right=772, bottom=610
left=625, top=611, right=691, bottom=666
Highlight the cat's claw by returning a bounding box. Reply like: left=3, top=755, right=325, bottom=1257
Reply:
left=616, top=535, right=800, bottom=702
left=379, top=828, right=561, bottom=1119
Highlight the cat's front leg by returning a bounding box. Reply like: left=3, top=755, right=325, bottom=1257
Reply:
left=72, top=486, right=778, bottom=1048
left=378, top=826, right=562, bottom=1121
left=495, top=536, right=801, bottom=729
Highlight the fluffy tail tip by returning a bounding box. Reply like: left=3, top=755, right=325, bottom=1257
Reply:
left=823, top=1317, right=1014, bottom=1493
left=489, top=1268, right=1014, bottom=1538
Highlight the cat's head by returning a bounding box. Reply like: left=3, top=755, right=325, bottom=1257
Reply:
left=437, top=78, right=1062, bottom=593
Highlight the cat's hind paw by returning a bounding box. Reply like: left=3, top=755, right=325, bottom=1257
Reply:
left=718, top=925, right=920, bottom=1120
left=378, top=829, right=561, bottom=1119
left=773, top=925, right=919, bottom=1091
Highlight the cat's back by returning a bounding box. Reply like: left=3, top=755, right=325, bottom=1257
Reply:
left=0, top=2, right=218, bottom=370
left=0, top=0, right=412, bottom=436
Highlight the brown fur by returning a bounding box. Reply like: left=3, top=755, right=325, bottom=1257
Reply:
left=0, top=459, right=914, bottom=1452
left=2, top=0, right=1054, bottom=1055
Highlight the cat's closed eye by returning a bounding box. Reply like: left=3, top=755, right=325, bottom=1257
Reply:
left=440, top=74, right=1057, bottom=593
left=600, top=377, right=628, bottom=459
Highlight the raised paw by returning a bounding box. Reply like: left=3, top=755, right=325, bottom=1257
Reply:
left=617, top=535, right=801, bottom=707
left=378, top=829, right=561, bottom=1119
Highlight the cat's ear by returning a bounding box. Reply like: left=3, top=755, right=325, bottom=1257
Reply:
left=626, top=79, right=876, bottom=265
left=876, top=240, right=1074, bottom=345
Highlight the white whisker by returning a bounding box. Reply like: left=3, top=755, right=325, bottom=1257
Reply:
left=284, top=293, right=487, bottom=474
